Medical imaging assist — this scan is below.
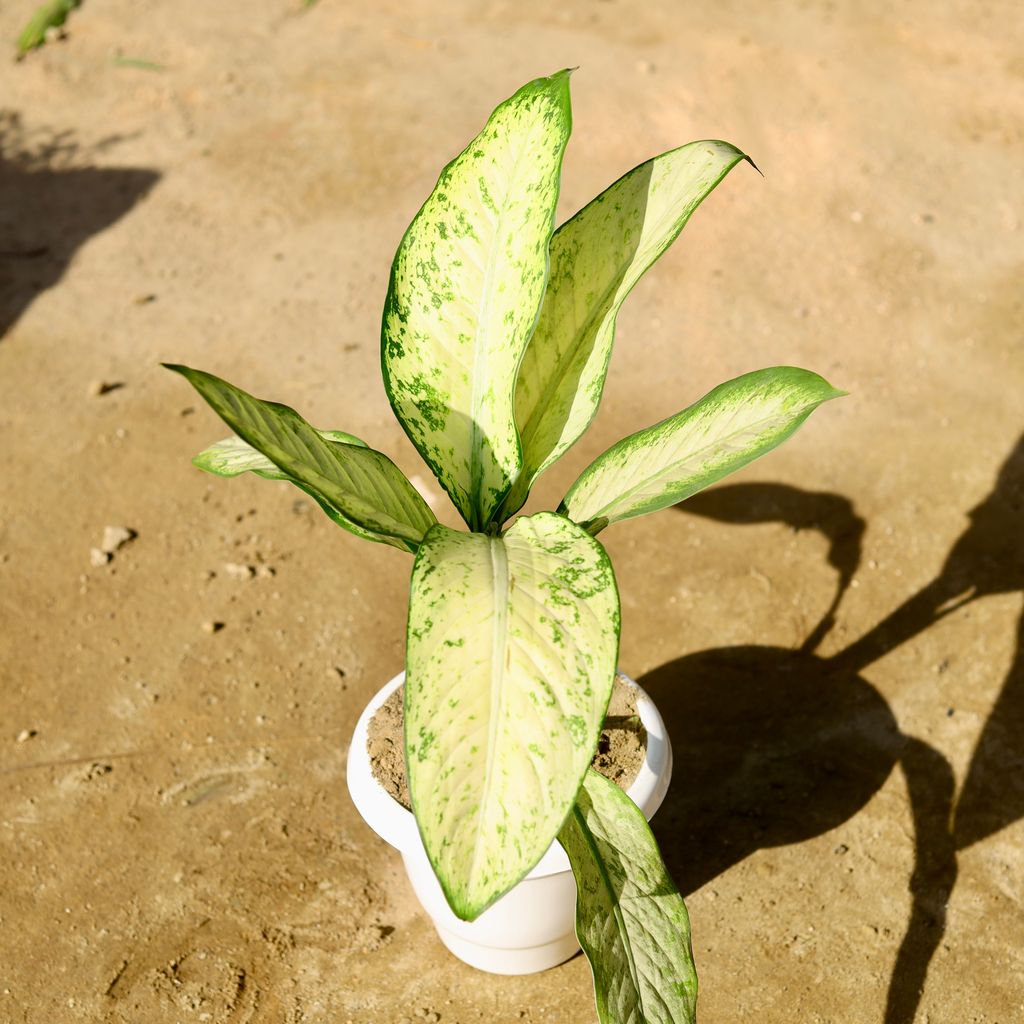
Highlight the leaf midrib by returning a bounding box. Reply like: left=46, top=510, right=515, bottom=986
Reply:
left=465, top=534, right=511, bottom=889
left=468, top=122, right=539, bottom=527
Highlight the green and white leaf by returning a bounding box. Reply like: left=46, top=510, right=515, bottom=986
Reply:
left=561, top=367, right=844, bottom=533
left=501, top=140, right=751, bottom=521
left=194, top=429, right=368, bottom=479
left=560, top=770, right=698, bottom=1024
left=191, top=431, right=420, bottom=552
left=406, top=511, right=619, bottom=920
left=382, top=70, right=573, bottom=531
left=165, top=364, right=436, bottom=549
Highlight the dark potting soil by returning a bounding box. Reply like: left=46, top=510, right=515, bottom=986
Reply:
left=367, top=673, right=647, bottom=810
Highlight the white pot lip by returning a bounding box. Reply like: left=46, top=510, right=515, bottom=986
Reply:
left=347, top=669, right=673, bottom=880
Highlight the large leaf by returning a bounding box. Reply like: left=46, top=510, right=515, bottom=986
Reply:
left=406, top=511, right=620, bottom=920
left=561, top=367, right=844, bottom=533
left=560, top=770, right=698, bottom=1024
left=500, top=141, right=752, bottom=521
left=164, top=364, right=436, bottom=549
left=382, top=71, right=573, bottom=531
left=191, top=431, right=419, bottom=552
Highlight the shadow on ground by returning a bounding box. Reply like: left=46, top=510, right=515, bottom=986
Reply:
left=641, top=432, right=1023, bottom=1024
left=0, top=110, right=158, bottom=339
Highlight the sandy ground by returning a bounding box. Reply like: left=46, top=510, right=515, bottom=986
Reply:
left=1, top=1, right=1022, bottom=1021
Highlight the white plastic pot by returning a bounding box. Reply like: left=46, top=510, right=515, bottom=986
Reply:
left=347, top=671, right=673, bottom=975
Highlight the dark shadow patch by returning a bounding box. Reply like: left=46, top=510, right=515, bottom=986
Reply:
left=885, top=737, right=957, bottom=1024
left=641, top=646, right=904, bottom=896
left=683, top=483, right=864, bottom=652
left=0, top=110, right=159, bottom=339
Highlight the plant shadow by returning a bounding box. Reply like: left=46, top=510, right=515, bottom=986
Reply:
left=0, top=110, right=159, bottom=340
left=638, top=431, right=1024, bottom=1023
left=641, top=644, right=904, bottom=896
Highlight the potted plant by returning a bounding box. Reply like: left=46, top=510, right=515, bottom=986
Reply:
left=167, top=70, right=842, bottom=1023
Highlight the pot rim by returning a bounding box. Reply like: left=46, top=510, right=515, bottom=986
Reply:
left=346, top=669, right=672, bottom=879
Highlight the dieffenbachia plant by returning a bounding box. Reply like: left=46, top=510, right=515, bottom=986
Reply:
left=167, top=70, right=843, bottom=1024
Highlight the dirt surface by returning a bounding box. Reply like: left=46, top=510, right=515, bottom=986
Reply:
left=368, top=674, right=644, bottom=809
left=1, top=1, right=1022, bottom=1022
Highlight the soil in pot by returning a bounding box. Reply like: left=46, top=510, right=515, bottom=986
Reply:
left=367, top=673, right=647, bottom=810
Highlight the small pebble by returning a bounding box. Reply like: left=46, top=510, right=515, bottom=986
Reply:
left=16, top=729, right=37, bottom=743
left=90, top=548, right=112, bottom=567
left=201, top=620, right=225, bottom=634
left=101, top=526, right=136, bottom=554
left=224, top=562, right=255, bottom=580
left=88, top=380, right=123, bottom=397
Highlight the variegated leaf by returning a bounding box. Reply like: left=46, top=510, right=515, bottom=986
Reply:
left=194, top=430, right=368, bottom=479
left=191, top=431, right=418, bottom=552
left=560, top=770, right=698, bottom=1024
left=561, top=367, right=844, bottom=533
left=406, top=511, right=619, bottom=920
left=382, top=71, right=573, bottom=531
left=165, top=364, right=436, bottom=549
left=500, top=141, right=751, bottom=521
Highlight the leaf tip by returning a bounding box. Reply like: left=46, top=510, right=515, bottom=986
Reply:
left=806, top=370, right=848, bottom=402
left=190, top=451, right=215, bottom=474
left=432, top=870, right=489, bottom=923
left=450, top=894, right=484, bottom=923
left=742, top=152, right=764, bottom=177
left=525, top=67, right=574, bottom=108
left=545, top=67, right=575, bottom=101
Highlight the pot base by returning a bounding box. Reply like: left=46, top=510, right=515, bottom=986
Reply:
left=434, top=924, right=581, bottom=976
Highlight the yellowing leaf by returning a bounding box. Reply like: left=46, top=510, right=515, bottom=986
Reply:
left=501, top=141, right=751, bottom=520
left=561, top=367, right=844, bottom=533
left=382, top=71, right=573, bottom=530
left=406, top=512, right=619, bottom=919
